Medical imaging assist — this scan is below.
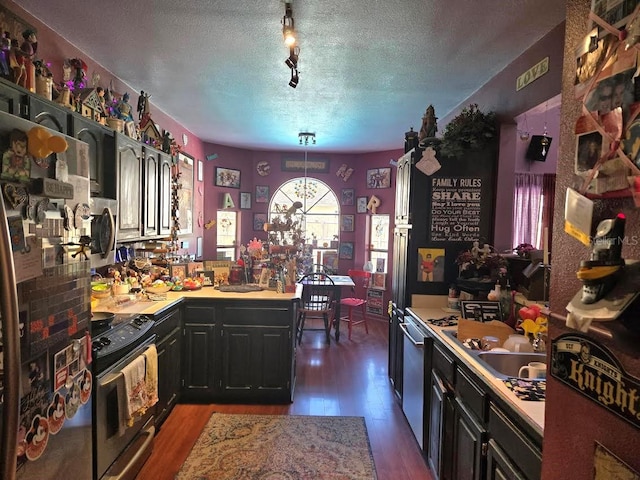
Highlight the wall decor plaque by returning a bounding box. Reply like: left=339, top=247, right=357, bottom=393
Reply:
left=551, top=333, right=640, bottom=430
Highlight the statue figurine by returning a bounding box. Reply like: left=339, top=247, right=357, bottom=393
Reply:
left=0, top=32, right=10, bottom=77
left=113, top=92, right=136, bottom=137
left=162, top=131, right=172, bottom=153
left=419, top=104, right=438, bottom=143
left=18, top=29, right=37, bottom=92
left=137, top=90, right=150, bottom=120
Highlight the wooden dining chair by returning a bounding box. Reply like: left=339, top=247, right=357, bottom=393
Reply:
left=338, top=269, right=371, bottom=340
left=297, top=273, right=336, bottom=345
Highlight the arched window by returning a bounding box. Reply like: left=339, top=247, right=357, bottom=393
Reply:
left=269, top=177, right=340, bottom=267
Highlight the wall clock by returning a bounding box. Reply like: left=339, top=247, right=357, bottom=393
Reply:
left=256, top=161, right=271, bottom=176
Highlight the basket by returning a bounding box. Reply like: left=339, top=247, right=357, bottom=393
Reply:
left=145, top=284, right=172, bottom=294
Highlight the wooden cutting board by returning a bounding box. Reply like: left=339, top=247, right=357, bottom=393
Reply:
left=456, top=318, right=515, bottom=347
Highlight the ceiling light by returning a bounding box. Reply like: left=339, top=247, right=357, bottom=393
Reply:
left=282, top=3, right=296, bottom=46
left=298, top=132, right=316, bottom=145
left=289, top=69, right=299, bottom=88
left=285, top=46, right=299, bottom=69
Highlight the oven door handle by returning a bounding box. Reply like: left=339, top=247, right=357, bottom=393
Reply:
left=99, top=371, right=123, bottom=389
left=399, top=322, right=424, bottom=347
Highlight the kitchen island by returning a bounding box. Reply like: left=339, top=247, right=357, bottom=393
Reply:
left=95, top=286, right=301, bottom=406
left=406, top=305, right=544, bottom=480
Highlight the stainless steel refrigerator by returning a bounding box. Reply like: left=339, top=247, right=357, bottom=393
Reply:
left=0, top=111, right=93, bottom=480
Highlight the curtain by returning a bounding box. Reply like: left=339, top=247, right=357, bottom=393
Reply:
left=541, top=173, right=556, bottom=255
left=512, top=173, right=544, bottom=248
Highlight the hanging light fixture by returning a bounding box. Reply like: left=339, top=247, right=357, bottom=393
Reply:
left=289, top=68, right=299, bottom=88
left=298, top=132, right=316, bottom=145
left=285, top=46, right=299, bottom=69
left=282, top=3, right=296, bottom=46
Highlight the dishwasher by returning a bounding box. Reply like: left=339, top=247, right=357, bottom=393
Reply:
left=400, top=312, right=432, bottom=450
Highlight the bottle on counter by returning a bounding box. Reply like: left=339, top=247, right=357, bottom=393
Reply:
left=499, top=280, right=515, bottom=327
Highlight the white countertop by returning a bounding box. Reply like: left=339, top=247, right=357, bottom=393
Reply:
left=406, top=307, right=545, bottom=437
left=93, top=286, right=301, bottom=317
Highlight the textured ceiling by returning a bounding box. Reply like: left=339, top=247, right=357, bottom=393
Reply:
left=14, top=0, right=566, bottom=153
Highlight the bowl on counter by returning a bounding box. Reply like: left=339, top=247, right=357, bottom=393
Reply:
left=145, top=283, right=173, bottom=294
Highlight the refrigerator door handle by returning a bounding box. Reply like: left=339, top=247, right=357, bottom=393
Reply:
left=0, top=198, right=21, bottom=480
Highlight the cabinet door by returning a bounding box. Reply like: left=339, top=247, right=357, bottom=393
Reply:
left=27, top=95, right=69, bottom=134
left=388, top=305, right=403, bottom=399
left=427, top=370, right=449, bottom=480
left=394, top=151, right=412, bottom=224
left=452, top=398, right=487, bottom=480
left=392, top=228, right=409, bottom=309
left=0, top=80, right=26, bottom=116
left=182, top=322, right=217, bottom=393
left=158, top=152, right=172, bottom=235
left=221, top=324, right=291, bottom=398
left=116, top=134, right=142, bottom=240
left=486, top=440, right=526, bottom=480
left=142, top=147, right=159, bottom=236
left=70, top=114, right=114, bottom=197
left=156, top=326, right=181, bottom=427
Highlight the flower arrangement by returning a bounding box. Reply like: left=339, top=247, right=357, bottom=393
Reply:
left=456, top=245, right=507, bottom=279
left=246, top=237, right=265, bottom=259
left=514, top=242, right=535, bottom=258
left=440, top=104, right=497, bottom=158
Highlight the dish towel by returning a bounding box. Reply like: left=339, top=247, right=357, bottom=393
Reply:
left=143, top=345, right=158, bottom=408
left=118, top=354, right=148, bottom=435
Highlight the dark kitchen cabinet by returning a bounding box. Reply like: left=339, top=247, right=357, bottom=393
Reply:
left=142, top=146, right=159, bottom=237
left=27, top=94, right=69, bottom=134
left=69, top=112, right=115, bottom=197
left=181, top=299, right=297, bottom=403
left=0, top=78, right=26, bottom=116
left=388, top=303, right=403, bottom=400
left=428, top=369, right=450, bottom=480
left=112, top=133, right=143, bottom=240
left=182, top=304, right=219, bottom=397
left=158, top=151, right=173, bottom=236
left=452, top=397, right=487, bottom=480
left=153, top=306, right=182, bottom=428
left=486, top=440, right=526, bottom=480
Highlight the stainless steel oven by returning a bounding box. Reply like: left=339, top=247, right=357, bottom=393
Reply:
left=93, top=316, right=155, bottom=480
left=400, top=313, right=431, bottom=450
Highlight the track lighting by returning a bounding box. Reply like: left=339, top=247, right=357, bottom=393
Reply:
left=285, top=46, right=299, bottom=69
left=298, top=132, right=316, bottom=145
left=289, top=68, right=299, bottom=88
left=282, top=3, right=296, bottom=46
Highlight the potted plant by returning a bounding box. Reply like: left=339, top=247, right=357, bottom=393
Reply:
left=440, top=103, right=497, bottom=158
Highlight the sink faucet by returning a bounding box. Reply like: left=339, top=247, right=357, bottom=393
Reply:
left=532, top=332, right=546, bottom=353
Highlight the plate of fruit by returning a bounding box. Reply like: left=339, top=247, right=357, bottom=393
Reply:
left=145, top=280, right=174, bottom=294
left=180, top=277, right=203, bottom=291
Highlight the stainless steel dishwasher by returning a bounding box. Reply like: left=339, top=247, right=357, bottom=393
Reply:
left=400, top=313, right=431, bottom=450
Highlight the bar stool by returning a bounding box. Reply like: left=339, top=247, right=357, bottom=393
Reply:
left=338, top=269, right=371, bottom=340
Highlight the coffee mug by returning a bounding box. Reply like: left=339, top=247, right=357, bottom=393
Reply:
left=518, top=361, right=546, bottom=379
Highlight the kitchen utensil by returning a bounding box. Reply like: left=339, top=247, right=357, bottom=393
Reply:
left=518, top=361, right=547, bottom=379
left=91, top=311, right=115, bottom=329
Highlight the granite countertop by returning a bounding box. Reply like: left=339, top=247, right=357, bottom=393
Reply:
left=406, top=306, right=545, bottom=437
left=93, top=285, right=301, bottom=317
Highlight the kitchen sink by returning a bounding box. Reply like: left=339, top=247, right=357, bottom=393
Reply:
left=440, top=329, right=546, bottom=379
left=475, top=351, right=546, bottom=379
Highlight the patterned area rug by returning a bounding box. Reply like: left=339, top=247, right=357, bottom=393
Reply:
left=175, top=413, right=378, bottom=479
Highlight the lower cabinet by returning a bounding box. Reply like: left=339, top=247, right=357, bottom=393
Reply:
left=153, top=306, right=182, bottom=428
left=423, top=325, right=541, bottom=480
left=388, top=303, right=403, bottom=400
left=181, top=300, right=296, bottom=403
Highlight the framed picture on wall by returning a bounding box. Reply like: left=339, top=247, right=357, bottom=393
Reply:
left=177, top=152, right=194, bottom=234
left=240, top=192, right=252, bottom=209
left=339, top=242, right=354, bottom=260
left=366, top=167, right=391, bottom=188
left=253, top=213, right=267, bottom=231
left=357, top=196, right=368, bottom=213
left=215, top=167, right=241, bottom=188
left=169, top=263, right=188, bottom=280
left=341, top=214, right=354, bottom=232
left=341, top=188, right=355, bottom=205
left=255, top=185, right=269, bottom=203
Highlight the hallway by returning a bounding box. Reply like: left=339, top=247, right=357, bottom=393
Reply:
left=136, top=318, right=433, bottom=479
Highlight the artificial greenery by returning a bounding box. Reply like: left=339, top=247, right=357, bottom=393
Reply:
left=439, top=104, right=497, bottom=158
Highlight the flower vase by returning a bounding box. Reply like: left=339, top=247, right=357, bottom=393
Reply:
left=35, top=76, right=52, bottom=100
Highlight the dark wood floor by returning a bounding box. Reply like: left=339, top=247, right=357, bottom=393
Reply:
left=136, top=317, right=433, bottom=480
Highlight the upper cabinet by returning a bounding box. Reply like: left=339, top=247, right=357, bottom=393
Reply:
left=0, top=78, right=27, bottom=116
left=70, top=112, right=115, bottom=197
left=159, top=151, right=173, bottom=236
left=114, top=133, right=143, bottom=241
left=27, top=94, right=69, bottom=135
left=143, top=146, right=159, bottom=237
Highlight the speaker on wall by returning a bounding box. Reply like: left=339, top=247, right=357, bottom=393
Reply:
left=525, top=135, right=553, bottom=162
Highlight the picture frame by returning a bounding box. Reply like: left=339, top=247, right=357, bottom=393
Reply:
left=195, top=270, right=214, bottom=286
left=177, top=152, right=194, bottom=235
left=215, top=167, right=241, bottom=188
left=356, top=196, right=368, bottom=213
left=169, top=263, right=188, bottom=280
left=281, top=155, right=329, bottom=173
left=366, top=167, right=392, bottom=189
left=197, top=160, right=203, bottom=182
left=255, top=185, right=269, bottom=203
left=340, top=214, right=354, bottom=232
left=341, top=188, right=355, bottom=206
left=339, top=241, right=354, bottom=260
left=240, top=192, right=252, bottom=209
left=253, top=213, right=267, bottom=231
